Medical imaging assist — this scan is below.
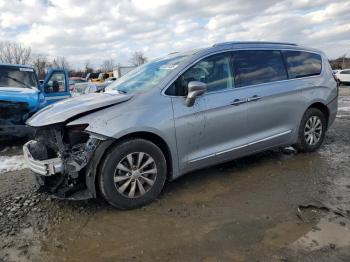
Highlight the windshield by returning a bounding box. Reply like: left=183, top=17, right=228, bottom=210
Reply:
left=106, top=54, right=188, bottom=94
left=0, top=67, right=38, bottom=89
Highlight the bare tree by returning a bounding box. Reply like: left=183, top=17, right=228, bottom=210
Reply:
left=101, top=59, right=116, bottom=72
left=0, top=41, right=32, bottom=64
left=31, top=54, right=51, bottom=79
left=84, top=59, right=93, bottom=74
left=51, top=56, right=70, bottom=71
left=129, top=51, right=148, bottom=66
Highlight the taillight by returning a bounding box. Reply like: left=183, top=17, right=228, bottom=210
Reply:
left=333, top=74, right=340, bottom=94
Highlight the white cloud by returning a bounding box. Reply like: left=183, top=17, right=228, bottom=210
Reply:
left=0, top=0, right=349, bottom=69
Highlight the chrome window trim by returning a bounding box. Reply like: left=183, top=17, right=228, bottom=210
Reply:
left=161, top=48, right=324, bottom=98
left=188, top=130, right=292, bottom=163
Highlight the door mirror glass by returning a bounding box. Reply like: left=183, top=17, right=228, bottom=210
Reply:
left=44, top=72, right=66, bottom=93
left=186, top=81, right=207, bottom=107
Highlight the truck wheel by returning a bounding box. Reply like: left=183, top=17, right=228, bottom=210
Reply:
left=294, top=108, right=327, bottom=153
left=99, top=139, right=167, bottom=209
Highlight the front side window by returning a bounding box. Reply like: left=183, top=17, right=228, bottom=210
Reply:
left=282, top=51, right=322, bottom=79
left=233, top=50, right=287, bottom=88
left=340, top=70, right=350, bottom=74
left=45, top=72, right=66, bottom=93
left=166, top=52, right=234, bottom=96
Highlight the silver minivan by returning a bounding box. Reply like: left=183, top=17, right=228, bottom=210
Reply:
left=23, top=41, right=338, bottom=209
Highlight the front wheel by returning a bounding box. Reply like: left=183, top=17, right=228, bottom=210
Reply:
left=99, top=139, right=167, bottom=209
left=294, top=108, right=327, bottom=153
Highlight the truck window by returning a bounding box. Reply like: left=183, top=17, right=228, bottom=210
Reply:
left=45, top=72, right=66, bottom=93
left=0, top=67, right=38, bottom=89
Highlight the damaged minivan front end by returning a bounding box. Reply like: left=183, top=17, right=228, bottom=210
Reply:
left=23, top=125, right=105, bottom=199
left=23, top=92, right=132, bottom=200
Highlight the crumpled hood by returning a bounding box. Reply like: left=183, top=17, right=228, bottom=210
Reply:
left=0, top=87, right=39, bottom=110
left=27, top=92, right=132, bottom=127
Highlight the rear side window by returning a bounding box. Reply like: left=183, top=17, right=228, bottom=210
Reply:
left=282, top=51, right=322, bottom=79
left=233, top=50, right=287, bottom=87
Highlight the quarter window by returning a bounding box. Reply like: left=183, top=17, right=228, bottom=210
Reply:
left=166, top=52, right=234, bottom=96
left=282, top=51, right=322, bottom=79
left=233, top=50, right=287, bottom=87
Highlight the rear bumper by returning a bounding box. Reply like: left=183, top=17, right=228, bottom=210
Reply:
left=0, top=124, right=34, bottom=138
left=23, top=141, right=64, bottom=176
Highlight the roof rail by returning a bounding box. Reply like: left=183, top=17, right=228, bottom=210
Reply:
left=213, top=41, right=297, bottom=47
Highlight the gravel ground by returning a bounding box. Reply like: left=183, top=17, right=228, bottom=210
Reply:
left=0, top=86, right=349, bottom=262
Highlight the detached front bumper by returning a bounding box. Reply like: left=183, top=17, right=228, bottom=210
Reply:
left=22, top=135, right=105, bottom=200
left=23, top=141, right=64, bottom=176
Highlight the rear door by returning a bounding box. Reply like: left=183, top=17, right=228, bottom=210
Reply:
left=169, top=52, right=249, bottom=173
left=232, top=50, right=299, bottom=151
left=42, top=69, right=70, bottom=105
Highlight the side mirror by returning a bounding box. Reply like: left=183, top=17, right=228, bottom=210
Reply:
left=185, top=81, right=207, bottom=107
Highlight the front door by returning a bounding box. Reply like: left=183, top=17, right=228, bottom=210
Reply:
left=169, top=52, right=249, bottom=173
left=42, top=69, right=70, bottom=105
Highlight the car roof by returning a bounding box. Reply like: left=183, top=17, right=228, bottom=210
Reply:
left=0, top=63, right=34, bottom=68
left=166, top=41, right=323, bottom=63
left=202, top=41, right=323, bottom=55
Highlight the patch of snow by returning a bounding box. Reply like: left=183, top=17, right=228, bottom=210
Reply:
left=0, top=155, right=27, bottom=174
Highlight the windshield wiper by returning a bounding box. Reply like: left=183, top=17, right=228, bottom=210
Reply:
left=117, top=90, right=128, bottom=94
left=3, top=75, right=33, bottom=89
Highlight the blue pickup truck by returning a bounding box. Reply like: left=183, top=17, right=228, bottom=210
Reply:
left=0, top=64, right=69, bottom=138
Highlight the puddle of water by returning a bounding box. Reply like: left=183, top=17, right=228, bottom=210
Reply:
left=291, top=215, right=350, bottom=252
left=262, top=221, right=312, bottom=247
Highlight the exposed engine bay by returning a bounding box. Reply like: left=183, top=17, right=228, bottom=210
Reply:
left=23, top=124, right=109, bottom=200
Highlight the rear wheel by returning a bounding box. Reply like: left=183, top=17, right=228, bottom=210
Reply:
left=294, top=108, right=327, bottom=152
left=99, top=139, right=167, bottom=209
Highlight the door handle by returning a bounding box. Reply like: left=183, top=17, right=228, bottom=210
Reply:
left=231, top=98, right=247, bottom=106
left=247, top=95, right=262, bottom=102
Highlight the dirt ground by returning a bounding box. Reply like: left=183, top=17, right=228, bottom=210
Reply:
left=1, top=86, right=350, bottom=262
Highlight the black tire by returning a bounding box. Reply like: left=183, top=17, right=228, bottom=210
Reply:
left=294, top=108, right=327, bottom=153
left=99, top=138, right=167, bottom=209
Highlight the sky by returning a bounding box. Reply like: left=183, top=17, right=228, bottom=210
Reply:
left=0, top=0, right=349, bottom=69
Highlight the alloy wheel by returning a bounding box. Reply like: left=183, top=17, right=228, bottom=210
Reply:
left=304, top=116, right=322, bottom=146
left=113, top=152, right=157, bottom=198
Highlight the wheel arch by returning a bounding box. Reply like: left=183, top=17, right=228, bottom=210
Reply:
left=307, top=101, right=329, bottom=128
left=86, top=131, right=174, bottom=198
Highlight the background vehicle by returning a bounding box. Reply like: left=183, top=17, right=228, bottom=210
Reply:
left=24, top=41, right=338, bottom=209
left=72, top=81, right=100, bottom=96
left=104, top=76, right=117, bottom=86
left=113, top=66, right=136, bottom=79
left=85, top=72, right=99, bottom=82
left=69, top=77, right=88, bottom=92
left=335, top=69, right=350, bottom=85
left=0, top=64, right=69, bottom=138
left=91, top=72, right=113, bottom=84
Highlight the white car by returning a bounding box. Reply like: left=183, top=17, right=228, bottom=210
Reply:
left=72, top=81, right=97, bottom=96
left=335, top=69, right=350, bottom=84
